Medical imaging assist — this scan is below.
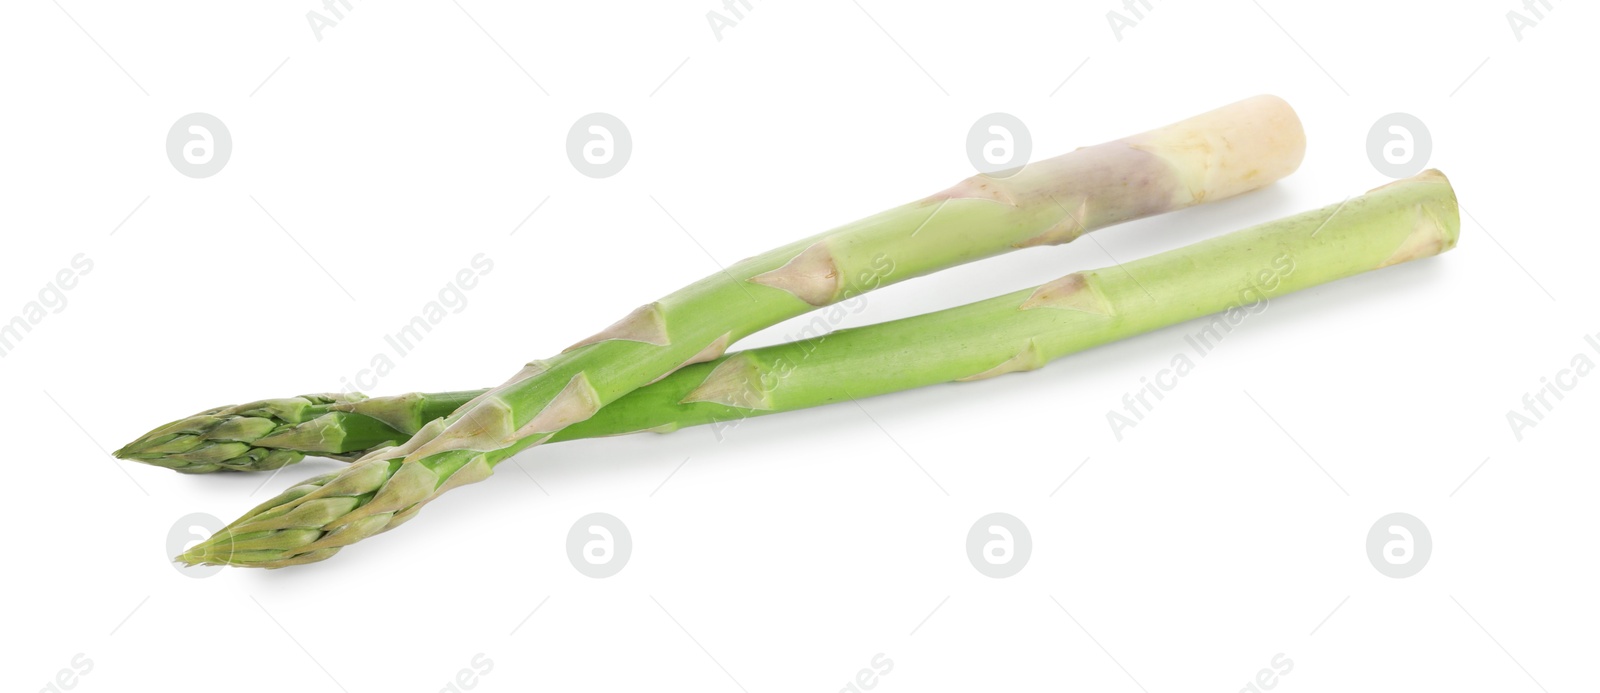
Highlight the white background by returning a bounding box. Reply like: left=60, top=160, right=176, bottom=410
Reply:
left=2, top=1, right=1595, bottom=691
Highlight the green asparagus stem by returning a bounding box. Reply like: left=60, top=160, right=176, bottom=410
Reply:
left=179, top=169, right=1457, bottom=568
left=176, top=97, right=1308, bottom=568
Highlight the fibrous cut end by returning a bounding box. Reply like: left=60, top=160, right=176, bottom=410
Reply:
left=1126, top=94, right=1306, bottom=207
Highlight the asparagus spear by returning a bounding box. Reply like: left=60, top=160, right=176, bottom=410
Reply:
left=115, top=392, right=481, bottom=473
left=174, top=96, right=1306, bottom=568
left=179, top=169, right=1457, bottom=568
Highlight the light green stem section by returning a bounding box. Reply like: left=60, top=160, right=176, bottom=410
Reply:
left=573, top=170, right=1460, bottom=436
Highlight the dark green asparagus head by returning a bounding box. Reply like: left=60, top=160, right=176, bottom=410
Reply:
left=114, top=394, right=368, bottom=473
